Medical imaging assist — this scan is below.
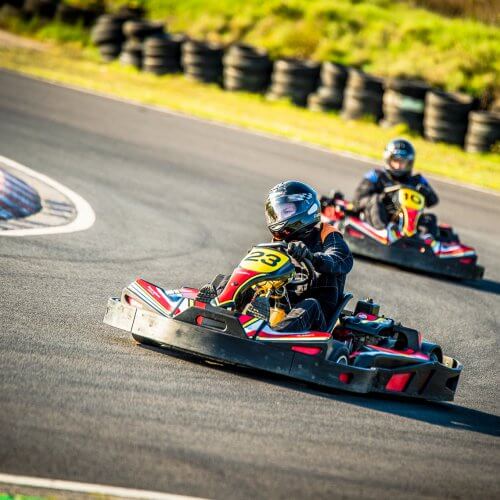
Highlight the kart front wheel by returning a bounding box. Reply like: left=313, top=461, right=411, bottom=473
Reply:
left=329, top=343, right=350, bottom=365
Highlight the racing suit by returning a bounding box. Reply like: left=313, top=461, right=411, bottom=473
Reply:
left=274, top=223, right=353, bottom=332
left=353, top=169, right=439, bottom=234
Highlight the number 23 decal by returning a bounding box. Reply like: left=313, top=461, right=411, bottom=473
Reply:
left=244, top=251, right=281, bottom=267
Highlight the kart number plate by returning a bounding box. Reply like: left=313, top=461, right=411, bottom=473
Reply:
left=399, top=188, right=425, bottom=210
left=240, top=247, right=288, bottom=273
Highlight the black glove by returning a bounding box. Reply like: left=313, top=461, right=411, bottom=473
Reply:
left=416, top=183, right=432, bottom=199
left=287, top=241, right=313, bottom=262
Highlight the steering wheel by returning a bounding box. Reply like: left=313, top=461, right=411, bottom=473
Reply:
left=255, top=242, right=315, bottom=289
left=288, top=257, right=315, bottom=289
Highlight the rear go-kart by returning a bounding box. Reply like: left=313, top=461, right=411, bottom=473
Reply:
left=321, top=185, right=484, bottom=280
left=103, top=242, right=462, bottom=401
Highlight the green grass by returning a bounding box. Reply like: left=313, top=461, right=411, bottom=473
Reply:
left=0, top=39, right=498, bottom=191
left=2, top=0, right=499, bottom=96
left=135, top=0, right=499, bottom=96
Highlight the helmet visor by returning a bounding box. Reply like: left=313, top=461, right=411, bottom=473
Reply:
left=265, top=193, right=313, bottom=225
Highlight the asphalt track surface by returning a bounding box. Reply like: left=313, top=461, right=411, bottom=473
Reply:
left=0, top=70, right=499, bottom=499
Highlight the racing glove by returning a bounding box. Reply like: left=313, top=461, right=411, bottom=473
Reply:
left=287, top=241, right=313, bottom=263
left=416, top=183, right=432, bottom=199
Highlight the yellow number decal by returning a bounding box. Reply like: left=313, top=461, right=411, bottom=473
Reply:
left=399, top=188, right=425, bottom=210
left=240, top=248, right=287, bottom=273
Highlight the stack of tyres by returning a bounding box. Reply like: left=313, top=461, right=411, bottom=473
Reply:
left=267, top=59, right=320, bottom=107
left=120, top=20, right=164, bottom=69
left=223, top=44, right=272, bottom=92
left=55, top=2, right=103, bottom=26
left=181, top=40, right=224, bottom=84
left=91, top=14, right=129, bottom=61
left=143, top=33, right=185, bottom=75
left=424, top=90, right=474, bottom=146
left=22, top=0, right=59, bottom=19
left=465, top=111, right=500, bottom=153
left=342, top=69, right=385, bottom=121
left=308, top=62, right=348, bottom=112
left=381, top=79, right=430, bottom=134
left=0, top=1, right=24, bottom=17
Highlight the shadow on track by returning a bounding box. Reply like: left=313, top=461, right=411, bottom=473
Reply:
left=452, top=277, right=500, bottom=296
left=355, top=254, right=500, bottom=296
left=137, top=343, right=500, bottom=438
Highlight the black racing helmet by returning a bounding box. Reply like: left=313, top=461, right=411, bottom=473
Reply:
left=383, top=138, right=415, bottom=179
left=265, top=181, right=320, bottom=241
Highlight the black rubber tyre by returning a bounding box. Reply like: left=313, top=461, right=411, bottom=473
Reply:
left=465, top=111, right=500, bottom=152
left=320, top=62, right=348, bottom=88
left=347, top=69, right=384, bottom=92
left=342, top=87, right=384, bottom=120
left=122, top=39, right=142, bottom=54
left=184, top=66, right=222, bottom=83
left=384, top=79, right=429, bottom=99
left=144, top=34, right=184, bottom=57
left=123, top=20, right=164, bottom=40
left=329, top=343, right=350, bottom=364
left=273, top=58, right=320, bottom=79
left=91, top=26, right=124, bottom=45
left=99, top=47, right=122, bottom=62
left=119, top=51, right=142, bottom=69
left=143, top=63, right=181, bottom=75
left=181, top=53, right=223, bottom=68
left=182, top=40, right=224, bottom=57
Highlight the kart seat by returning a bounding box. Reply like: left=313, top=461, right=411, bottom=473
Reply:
left=326, top=293, right=353, bottom=333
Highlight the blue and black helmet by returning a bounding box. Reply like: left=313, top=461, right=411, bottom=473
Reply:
left=383, top=138, right=415, bottom=178
left=265, top=180, right=320, bottom=241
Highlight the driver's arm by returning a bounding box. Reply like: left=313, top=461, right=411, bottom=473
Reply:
left=353, top=170, right=383, bottom=210
left=312, top=225, right=353, bottom=275
left=416, top=176, right=439, bottom=208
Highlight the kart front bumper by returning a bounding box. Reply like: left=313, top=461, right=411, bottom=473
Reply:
left=104, top=298, right=461, bottom=401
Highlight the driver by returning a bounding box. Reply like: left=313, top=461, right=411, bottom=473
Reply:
left=265, top=180, right=353, bottom=332
left=353, top=139, right=439, bottom=235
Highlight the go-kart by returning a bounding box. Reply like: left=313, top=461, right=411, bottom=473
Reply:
left=103, top=242, right=462, bottom=401
left=321, top=186, right=484, bottom=280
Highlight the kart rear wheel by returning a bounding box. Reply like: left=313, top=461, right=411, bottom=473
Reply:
left=329, top=344, right=350, bottom=365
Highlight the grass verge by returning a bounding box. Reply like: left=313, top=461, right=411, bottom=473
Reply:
left=0, top=36, right=498, bottom=191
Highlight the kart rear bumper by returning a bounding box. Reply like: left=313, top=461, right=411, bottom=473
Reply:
left=345, top=235, right=484, bottom=280
left=104, top=298, right=461, bottom=401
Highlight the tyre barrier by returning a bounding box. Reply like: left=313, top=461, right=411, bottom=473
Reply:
left=91, top=14, right=130, bottom=61
left=181, top=40, right=224, bottom=84
left=0, top=167, right=42, bottom=220
left=308, top=62, right=348, bottom=112
left=142, top=33, right=185, bottom=75
left=119, top=20, right=164, bottom=69
left=267, top=58, right=320, bottom=107
left=341, top=69, right=385, bottom=121
left=55, top=3, right=102, bottom=26
left=424, top=90, right=475, bottom=146
left=465, top=111, right=500, bottom=153
left=22, top=0, right=59, bottom=19
left=381, top=79, right=430, bottom=134
left=223, top=44, right=272, bottom=92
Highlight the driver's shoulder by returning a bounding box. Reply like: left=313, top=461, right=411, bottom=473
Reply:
left=319, top=222, right=341, bottom=243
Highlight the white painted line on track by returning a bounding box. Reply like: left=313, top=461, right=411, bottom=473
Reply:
left=4, top=69, right=498, bottom=198
left=0, top=154, right=95, bottom=236
left=0, top=473, right=207, bottom=499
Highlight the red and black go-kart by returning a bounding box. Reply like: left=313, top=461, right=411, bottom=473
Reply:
left=103, top=242, right=462, bottom=401
left=321, top=185, right=484, bottom=280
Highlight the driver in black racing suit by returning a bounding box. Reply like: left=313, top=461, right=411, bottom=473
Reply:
left=265, top=181, right=353, bottom=332
left=353, top=139, right=439, bottom=236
